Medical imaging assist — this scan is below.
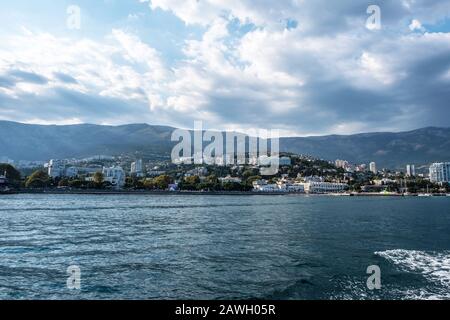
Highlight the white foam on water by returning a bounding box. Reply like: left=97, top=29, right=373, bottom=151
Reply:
left=376, top=249, right=450, bottom=300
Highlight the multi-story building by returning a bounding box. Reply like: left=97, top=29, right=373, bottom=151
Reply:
left=370, top=162, right=377, bottom=174
left=335, top=159, right=349, bottom=169
left=252, top=180, right=279, bottom=192
left=131, top=159, right=144, bottom=178
left=302, top=181, right=348, bottom=194
left=219, top=176, right=242, bottom=184
left=102, top=166, right=126, bottom=188
left=48, top=159, right=65, bottom=178
left=406, top=164, right=416, bottom=177
left=429, top=162, right=450, bottom=183
left=186, top=167, right=208, bottom=177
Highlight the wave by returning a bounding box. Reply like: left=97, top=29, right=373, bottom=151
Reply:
left=0, top=201, right=304, bottom=212
left=376, top=249, right=450, bottom=300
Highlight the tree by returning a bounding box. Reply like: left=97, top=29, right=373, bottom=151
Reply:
left=93, top=172, right=104, bottom=185
left=181, top=175, right=200, bottom=190
left=222, top=182, right=244, bottom=191
left=243, top=169, right=258, bottom=179
left=25, top=170, right=50, bottom=188
left=58, top=178, right=69, bottom=187
left=0, top=163, right=21, bottom=186
left=153, top=175, right=172, bottom=190
left=202, top=175, right=220, bottom=191
left=68, top=179, right=84, bottom=189
left=143, top=178, right=156, bottom=190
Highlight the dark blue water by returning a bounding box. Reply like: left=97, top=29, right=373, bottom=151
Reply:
left=0, top=194, right=449, bottom=300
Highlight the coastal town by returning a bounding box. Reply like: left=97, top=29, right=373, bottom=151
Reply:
left=1, top=154, right=449, bottom=196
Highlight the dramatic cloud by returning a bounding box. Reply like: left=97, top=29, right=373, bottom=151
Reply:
left=0, top=0, right=450, bottom=135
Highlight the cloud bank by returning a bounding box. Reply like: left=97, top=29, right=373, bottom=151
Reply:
left=1, top=0, right=450, bottom=136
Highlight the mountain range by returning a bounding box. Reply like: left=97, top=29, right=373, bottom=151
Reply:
left=1, top=120, right=449, bottom=169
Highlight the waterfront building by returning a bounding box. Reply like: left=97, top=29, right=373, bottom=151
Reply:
left=302, top=181, right=348, bottom=194
left=131, top=159, right=144, bottom=178
left=253, top=179, right=305, bottom=193
left=282, top=182, right=305, bottom=193
left=102, top=166, right=126, bottom=188
left=252, top=180, right=277, bottom=192
left=429, top=162, right=450, bottom=183
left=47, top=160, right=102, bottom=179
left=256, top=184, right=279, bottom=192
left=406, top=164, right=416, bottom=177
left=370, top=162, right=377, bottom=174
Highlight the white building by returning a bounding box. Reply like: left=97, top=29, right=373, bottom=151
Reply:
left=253, top=179, right=305, bottom=193
left=429, top=162, right=450, bottom=183
left=186, top=167, right=208, bottom=177
left=131, top=159, right=144, bottom=178
left=302, top=181, right=348, bottom=194
left=370, top=162, right=377, bottom=174
left=252, top=180, right=278, bottom=192
left=102, top=166, right=126, bottom=188
left=406, top=164, right=416, bottom=177
left=335, top=159, right=349, bottom=169
left=373, top=178, right=397, bottom=186
left=219, top=176, right=242, bottom=184
left=48, top=160, right=65, bottom=178
left=280, top=182, right=305, bottom=193
left=256, top=184, right=279, bottom=192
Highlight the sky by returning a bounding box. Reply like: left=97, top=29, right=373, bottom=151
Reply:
left=0, top=0, right=450, bottom=136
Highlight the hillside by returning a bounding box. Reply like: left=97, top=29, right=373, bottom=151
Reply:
left=1, top=121, right=449, bottom=169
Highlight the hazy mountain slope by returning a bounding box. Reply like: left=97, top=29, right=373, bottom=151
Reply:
left=1, top=121, right=449, bottom=168
left=280, top=127, right=450, bottom=168
left=0, top=121, right=175, bottom=160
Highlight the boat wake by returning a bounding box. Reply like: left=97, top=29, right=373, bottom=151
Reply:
left=376, top=249, right=450, bottom=300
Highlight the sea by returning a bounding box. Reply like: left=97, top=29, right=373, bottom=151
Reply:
left=0, top=194, right=449, bottom=300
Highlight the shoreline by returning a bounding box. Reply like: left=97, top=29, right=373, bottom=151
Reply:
left=6, top=190, right=450, bottom=197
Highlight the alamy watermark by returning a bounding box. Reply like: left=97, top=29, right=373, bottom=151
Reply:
left=67, top=5, right=81, bottom=30
left=67, top=265, right=81, bottom=290
left=366, top=5, right=381, bottom=30
left=171, top=121, right=280, bottom=176
left=366, top=265, right=382, bottom=290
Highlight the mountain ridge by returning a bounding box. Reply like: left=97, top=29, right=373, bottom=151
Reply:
left=1, top=121, right=449, bottom=169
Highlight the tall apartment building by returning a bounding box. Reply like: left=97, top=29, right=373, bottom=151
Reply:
left=131, top=159, right=144, bottom=178
left=429, top=162, right=450, bottom=183
left=370, top=162, right=377, bottom=174
left=406, top=164, right=416, bottom=177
